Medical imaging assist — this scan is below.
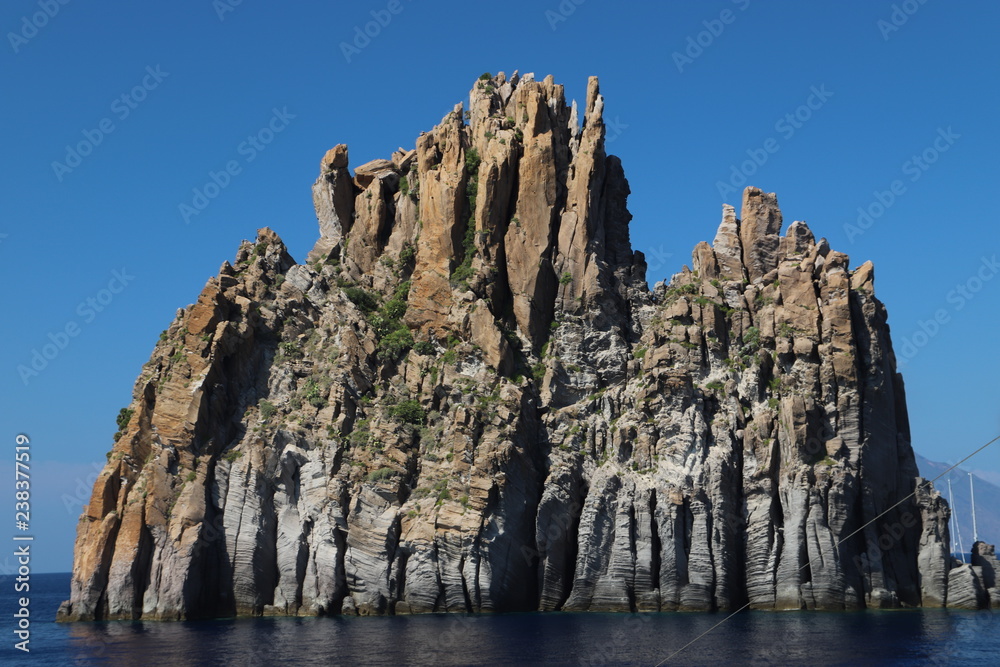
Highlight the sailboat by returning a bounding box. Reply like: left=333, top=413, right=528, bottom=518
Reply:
left=948, top=477, right=967, bottom=562
left=947, top=471, right=981, bottom=564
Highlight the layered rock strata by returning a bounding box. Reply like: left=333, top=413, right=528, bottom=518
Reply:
left=60, top=73, right=966, bottom=621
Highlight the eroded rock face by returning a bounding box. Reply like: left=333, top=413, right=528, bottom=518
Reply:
left=971, top=541, right=1000, bottom=608
left=60, top=73, right=960, bottom=622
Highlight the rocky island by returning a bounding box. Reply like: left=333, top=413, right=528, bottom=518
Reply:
left=58, top=72, right=997, bottom=621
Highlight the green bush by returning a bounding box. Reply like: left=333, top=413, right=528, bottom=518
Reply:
left=259, top=400, right=277, bottom=420
left=532, top=362, right=546, bottom=382
left=400, top=244, right=416, bottom=264
left=433, top=479, right=452, bottom=503
left=560, top=272, right=573, bottom=285
left=378, top=326, right=414, bottom=360
left=389, top=399, right=425, bottom=424
left=349, top=424, right=371, bottom=448
left=366, top=467, right=396, bottom=483
left=755, top=293, right=775, bottom=307
left=278, top=341, right=303, bottom=359
left=465, top=147, right=481, bottom=175
left=383, top=297, right=408, bottom=321
left=344, top=287, right=379, bottom=313
left=116, top=407, right=134, bottom=433
left=303, top=379, right=328, bottom=409
left=413, top=340, right=436, bottom=356
left=705, top=380, right=725, bottom=392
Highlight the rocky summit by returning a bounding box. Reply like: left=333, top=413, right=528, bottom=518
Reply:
left=59, top=72, right=993, bottom=621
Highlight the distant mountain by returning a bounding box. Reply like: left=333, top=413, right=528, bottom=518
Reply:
left=916, top=454, right=1000, bottom=550
left=970, top=468, right=1000, bottom=488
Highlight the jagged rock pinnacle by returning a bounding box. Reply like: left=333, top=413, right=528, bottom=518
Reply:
left=58, top=73, right=973, bottom=623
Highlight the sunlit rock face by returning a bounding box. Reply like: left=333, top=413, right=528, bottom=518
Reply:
left=58, top=73, right=961, bottom=622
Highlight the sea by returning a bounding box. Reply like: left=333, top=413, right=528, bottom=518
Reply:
left=1, top=573, right=997, bottom=665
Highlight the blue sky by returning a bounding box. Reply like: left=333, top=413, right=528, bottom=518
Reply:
left=2, top=0, right=998, bottom=572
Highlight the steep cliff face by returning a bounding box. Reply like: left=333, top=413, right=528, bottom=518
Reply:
left=60, top=72, right=965, bottom=621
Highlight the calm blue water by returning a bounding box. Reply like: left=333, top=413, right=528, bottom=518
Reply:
left=1, top=573, right=997, bottom=665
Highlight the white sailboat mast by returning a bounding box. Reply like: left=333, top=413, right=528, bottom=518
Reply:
left=948, top=477, right=965, bottom=556
left=970, top=472, right=979, bottom=544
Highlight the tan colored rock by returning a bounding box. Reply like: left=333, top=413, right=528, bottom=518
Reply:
left=353, top=158, right=397, bottom=188
left=403, top=109, right=465, bottom=337
left=692, top=241, right=718, bottom=280
left=309, top=147, right=355, bottom=264
left=60, top=75, right=949, bottom=625
left=851, top=260, right=875, bottom=291
left=713, top=204, right=745, bottom=281
left=779, top=221, right=815, bottom=257
left=345, top=179, right=391, bottom=276
left=321, top=144, right=349, bottom=171
left=391, top=148, right=417, bottom=172
left=740, top=187, right=783, bottom=282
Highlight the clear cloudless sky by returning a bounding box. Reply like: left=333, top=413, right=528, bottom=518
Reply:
left=1, top=0, right=998, bottom=573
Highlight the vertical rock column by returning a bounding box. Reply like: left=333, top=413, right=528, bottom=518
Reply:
left=308, top=144, right=356, bottom=264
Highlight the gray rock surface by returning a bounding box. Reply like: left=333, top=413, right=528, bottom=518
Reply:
left=947, top=564, right=987, bottom=609
left=59, top=73, right=965, bottom=622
